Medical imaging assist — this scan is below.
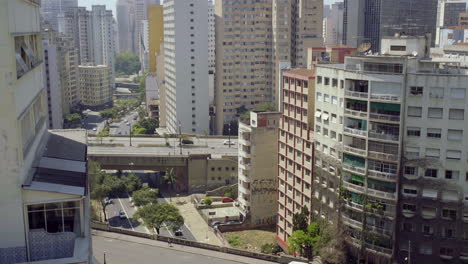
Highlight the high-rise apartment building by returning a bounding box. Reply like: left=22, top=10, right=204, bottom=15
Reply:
left=0, top=1, right=91, bottom=262
left=43, top=30, right=80, bottom=129
left=116, top=0, right=135, bottom=54
left=275, top=45, right=355, bottom=248
left=238, top=111, right=281, bottom=227
left=58, top=6, right=116, bottom=87
left=139, top=20, right=150, bottom=72
left=324, top=2, right=344, bottom=46
left=40, top=0, right=78, bottom=31
left=343, top=0, right=438, bottom=50
left=163, top=0, right=209, bottom=134
left=79, top=64, right=112, bottom=108
left=208, top=0, right=215, bottom=72
left=214, top=0, right=323, bottom=135
left=312, top=34, right=468, bottom=263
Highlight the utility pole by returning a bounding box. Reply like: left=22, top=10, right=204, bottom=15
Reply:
left=103, top=252, right=107, bottom=264
left=129, top=123, right=132, bottom=146
left=228, top=122, right=231, bottom=148
left=178, top=121, right=182, bottom=154
left=408, top=240, right=411, bottom=264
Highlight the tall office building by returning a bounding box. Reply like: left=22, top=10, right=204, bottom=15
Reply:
left=324, top=2, right=344, bottom=45
left=343, top=0, right=438, bottom=50
left=116, top=0, right=135, bottom=54
left=40, top=0, right=78, bottom=31
left=58, top=7, right=91, bottom=64
left=139, top=20, right=150, bottom=73
left=134, top=0, right=160, bottom=57
left=312, top=34, right=468, bottom=263
left=208, top=0, right=215, bottom=72
left=163, top=0, right=209, bottom=134
left=436, top=0, right=467, bottom=45
left=214, top=0, right=323, bottom=135
left=0, top=0, right=91, bottom=262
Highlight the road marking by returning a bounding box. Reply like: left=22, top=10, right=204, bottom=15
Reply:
left=118, top=198, right=135, bottom=231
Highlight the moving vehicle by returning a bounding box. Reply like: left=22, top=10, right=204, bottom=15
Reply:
left=104, top=197, right=113, bottom=205
left=182, top=139, right=194, bottom=144
left=221, top=197, right=234, bottom=203
left=119, top=210, right=126, bottom=219
left=223, top=140, right=235, bottom=145
left=92, top=128, right=97, bottom=131
left=174, top=229, right=183, bottom=236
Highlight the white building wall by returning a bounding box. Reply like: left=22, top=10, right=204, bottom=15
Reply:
left=43, top=43, right=64, bottom=129
left=163, top=0, right=209, bottom=134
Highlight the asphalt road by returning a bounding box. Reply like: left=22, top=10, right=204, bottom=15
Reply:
left=93, top=234, right=273, bottom=264
left=105, top=194, right=148, bottom=234
left=109, top=111, right=139, bottom=135
left=83, top=111, right=106, bottom=134
left=157, top=194, right=196, bottom=241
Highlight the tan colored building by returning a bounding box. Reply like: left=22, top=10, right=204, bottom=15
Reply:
left=460, top=12, right=468, bottom=26
left=238, top=111, right=281, bottom=227
left=78, top=64, right=112, bottom=108
left=148, top=4, right=163, bottom=73
left=214, top=0, right=323, bottom=135
left=276, top=69, right=316, bottom=248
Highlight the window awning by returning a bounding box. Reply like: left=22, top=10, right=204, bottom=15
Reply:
left=367, top=178, right=396, bottom=189
left=322, top=113, right=329, bottom=120
left=371, top=102, right=400, bottom=112
left=315, top=111, right=322, bottom=117
left=352, top=174, right=364, bottom=183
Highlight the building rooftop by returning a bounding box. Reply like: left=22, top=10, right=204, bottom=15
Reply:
left=23, top=130, right=88, bottom=196
left=284, top=68, right=315, bottom=78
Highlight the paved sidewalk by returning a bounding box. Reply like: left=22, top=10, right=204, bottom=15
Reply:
left=170, top=195, right=224, bottom=246
left=92, top=230, right=276, bottom=264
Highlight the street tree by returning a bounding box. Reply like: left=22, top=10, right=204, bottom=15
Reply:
left=115, top=53, right=141, bottom=75
left=123, top=173, right=142, bottom=194
left=287, top=222, right=321, bottom=260
left=292, top=206, right=310, bottom=232
left=162, top=168, right=177, bottom=201
left=132, top=186, right=159, bottom=206
left=134, top=203, right=184, bottom=234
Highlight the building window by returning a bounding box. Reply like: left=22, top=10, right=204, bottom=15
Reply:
left=211, top=167, right=215, bottom=171
left=427, top=128, right=441, bottom=138
left=425, top=148, right=440, bottom=158
left=450, top=88, right=465, bottom=99
left=403, top=188, right=418, bottom=195
left=317, top=76, right=322, bottom=84
left=404, top=166, right=417, bottom=176
left=424, top=169, right=438, bottom=178
left=324, top=94, right=330, bottom=102
left=27, top=201, right=81, bottom=235
left=390, top=45, right=406, bottom=51
left=407, top=127, right=420, bottom=137
left=324, top=77, right=330, bottom=85
left=449, top=109, right=464, bottom=120
left=317, top=92, right=322, bottom=102
left=407, top=106, right=422, bottom=117
left=446, top=150, right=462, bottom=160
left=15, top=34, right=41, bottom=79
left=428, top=108, right=443, bottom=119
left=422, top=225, right=434, bottom=236
left=402, top=222, right=413, bottom=232
left=340, top=80, right=344, bottom=88
left=409, top=86, right=423, bottom=96
left=442, top=209, right=457, bottom=220
left=447, top=129, right=463, bottom=141
left=332, top=78, right=338, bottom=87
left=402, top=203, right=416, bottom=212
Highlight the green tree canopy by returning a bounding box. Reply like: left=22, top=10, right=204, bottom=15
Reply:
left=132, top=117, right=159, bottom=135
left=134, top=203, right=184, bottom=234
left=115, top=53, right=141, bottom=75
left=64, top=113, right=82, bottom=125
left=292, top=206, right=310, bottom=232
left=124, top=173, right=143, bottom=194
left=132, top=186, right=159, bottom=207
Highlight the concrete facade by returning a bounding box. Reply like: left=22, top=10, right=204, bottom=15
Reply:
left=0, top=1, right=91, bottom=262
left=78, top=64, right=112, bottom=108
left=312, top=35, right=468, bottom=263
left=163, top=0, right=209, bottom=134
left=238, top=112, right=281, bottom=227
left=40, top=0, right=78, bottom=31
left=214, top=0, right=323, bottom=134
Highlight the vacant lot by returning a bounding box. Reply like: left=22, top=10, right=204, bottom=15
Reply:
left=223, top=227, right=276, bottom=253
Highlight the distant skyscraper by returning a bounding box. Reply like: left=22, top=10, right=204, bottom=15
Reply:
left=443, top=0, right=467, bottom=27
left=40, top=0, right=78, bottom=31
left=343, top=0, right=438, bottom=50
left=116, top=0, right=135, bottom=54
left=163, top=0, right=209, bottom=134
left=325, top=2, right=344, bottom=45
left=208, top=0, right=215, bottom=73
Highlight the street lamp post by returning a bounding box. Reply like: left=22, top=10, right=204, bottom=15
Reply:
left=129, top=122, right=132, bottom=146
left=228, top=123, right=231, bottom=148
left=178, top=121, right=182, bottom=155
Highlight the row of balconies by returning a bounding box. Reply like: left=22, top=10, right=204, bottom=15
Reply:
left=342, top=181, right=396, bottom=200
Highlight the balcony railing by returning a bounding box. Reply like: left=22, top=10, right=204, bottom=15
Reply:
left=343, top=145, right=367, bottom=156
left=367, top=188, right=396, bottom=200
left=344, top=200, right=364, bottom=211
left=345, top=90, right=368, bottom=99
left=344, top=127, right=368, bottom=137
left=368, top=131, right=399, bottom=141
left=368, top=170, right=397, bottom=181
left=344, top=109, right=368, bottom=118
left=367, top=224, right=393, bottom=236
left=369, top=113, right=400, bottom=122
left=343, top=181, right=365, bottom=193
left=368, top=151, right=399, bottom=162
left=370, top=94, right=400, bottom=102
left=343, top=163, right=366, bottom=175
left=342, top=214, right=363, bottom=229
left=365, top=243, right=393, bottom=256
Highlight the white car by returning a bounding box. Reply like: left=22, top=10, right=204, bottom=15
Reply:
left=92, top=128, right=97, bottom=131
left=119, top=210, right=126, bottom=219
left=223, top=140, right=235, bottom=145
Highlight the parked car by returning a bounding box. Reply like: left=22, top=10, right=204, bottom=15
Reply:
left=225, top=220, right=240, bottom=225
left=182, top=139, right=194, bottom=144
left=174, top=229, right=183, bottom=236
left=92, top=128, right=97, bottom=131
left=223, top=140, right=235, bottom=145
left=119, top=210, right=126, bottom=219
left=104, top=197, right=113, bottom=205
left=221, top=197, right=234, bottom=203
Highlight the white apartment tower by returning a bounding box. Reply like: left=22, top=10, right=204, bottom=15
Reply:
left=208, top=0, right=215, bottom=73
left=0, top=0, right=91, bottom=262
left=40, top=0, right=78, bottom=31
left=163, top=0, right=209, bottom=134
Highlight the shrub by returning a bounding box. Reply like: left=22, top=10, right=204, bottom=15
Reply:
left=204, top=197, right=213, bottom=206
